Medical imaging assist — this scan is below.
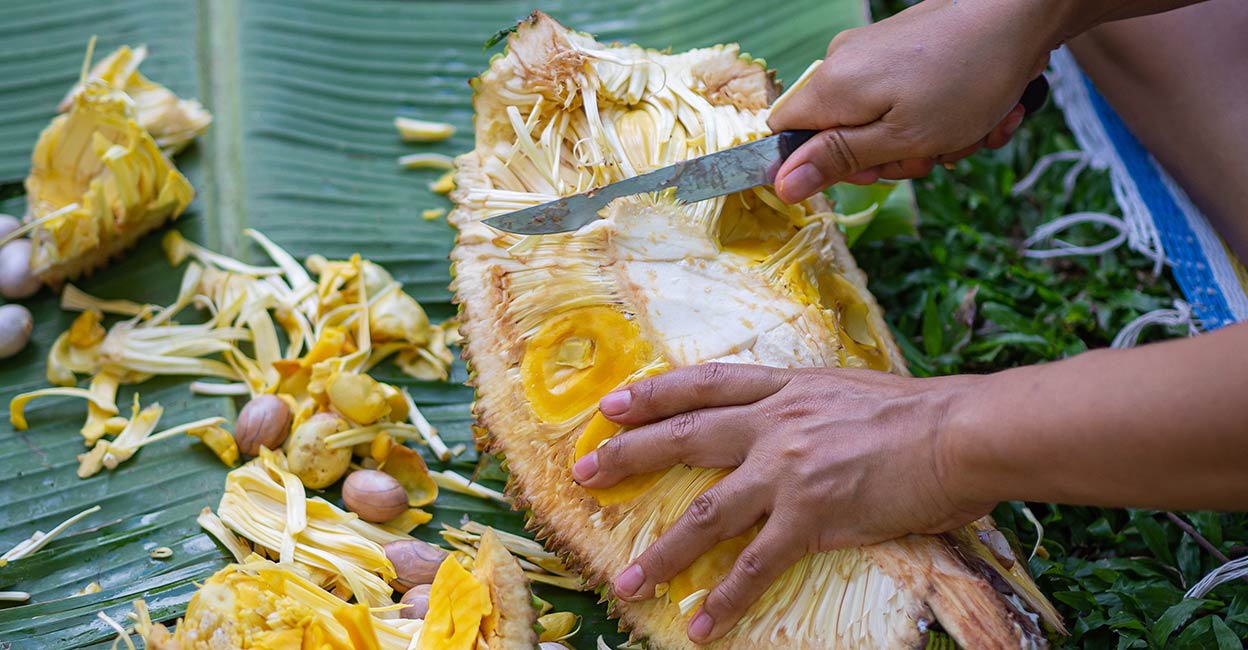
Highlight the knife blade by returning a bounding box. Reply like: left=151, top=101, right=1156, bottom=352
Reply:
left=481, top=129, right=819, bottom=235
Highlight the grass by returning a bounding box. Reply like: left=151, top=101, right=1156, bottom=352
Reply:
left=856, top=2, right=1248, bottom=646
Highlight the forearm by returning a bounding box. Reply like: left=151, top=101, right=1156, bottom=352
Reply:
left=946, top=322, right=1248, bottom=510
left=1049, top=0, right=1210, bottom=41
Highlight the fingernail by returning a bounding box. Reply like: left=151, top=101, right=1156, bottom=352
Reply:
left=688, top=611, right=715, bottom=641
left=600, top=390, right=631, bottom=416
left=614, top=564, right=645, bottom=599
left=572, top=452, right=598, bottom=483
left=778, top=162, right=822, bottom=202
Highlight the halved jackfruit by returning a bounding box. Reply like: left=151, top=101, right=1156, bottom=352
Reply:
left=450, top=12, right=1064, bottom=649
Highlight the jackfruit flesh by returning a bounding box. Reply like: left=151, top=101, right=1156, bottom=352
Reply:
left=140, top=555, right=417, bottom=650
left=450, top=12, right=1064, bottom=650
left=59, top=45, right=212, bottom=154
left=419, top=530, right=539, bottom=650
left=25, top=45, right=203, bottom=285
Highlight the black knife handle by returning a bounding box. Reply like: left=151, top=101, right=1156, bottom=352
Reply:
left=778, top=130, right=821, bottom=161
left=1020, top=74, right=1050, bottom=115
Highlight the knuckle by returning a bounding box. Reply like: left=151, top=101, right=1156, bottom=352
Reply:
left=666, top=411, right=701, bottom=446
left=826, top=28, right=858, bottom=55
left=640, top=544, right=673, bottom=576
left=814, top=130, right=860, bottom=177
left=735, top=549, right=769, bottom=582
left=634, top=378, right=660, bottom=410
left=695, top=362, right=731, bottom=387
left=686, top=492, right=721, bottom=529
left=597, top=436, right=626, bottom=467
left=779, top=439, right=807, bottom=462
left=705, top=583, right=745, bottom=620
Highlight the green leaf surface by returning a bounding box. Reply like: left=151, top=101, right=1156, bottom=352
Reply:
left=1152, top=598, right=1206, bottom=647
left=833, top=180, right=919, bottom=246
left=0, top=0, right=869, bottom=647
left=1132, top=511, right=1178, bottom=569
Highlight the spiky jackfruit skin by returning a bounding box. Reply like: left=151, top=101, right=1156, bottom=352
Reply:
left=450, top=12, right=1062, bottom=649
left=474, top=530, right=540, bottom=650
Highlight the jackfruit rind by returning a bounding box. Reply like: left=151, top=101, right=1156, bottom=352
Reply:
left=473, top=529, right=541, bottom=650
left=450, top=11, right=1063, bottom=650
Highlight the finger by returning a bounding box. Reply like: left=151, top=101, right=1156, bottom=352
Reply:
left=687, top=518, right=808, bottom=643
left=575, top=405, right=753, bottom=488
left=613, top=471, right=768, bottom=602
left=772, top=122, right=911, bottom=203
left=933, top=137, right=988, bottom=165
left=599, top=363, right=793, bottom=426
left=767, top=59, right=877, bottom=133
left=985, top=104, right=1026, bottom=150
left=842, top=167, right=881, bottom=185
left=875, top=157, right=936, bottom=181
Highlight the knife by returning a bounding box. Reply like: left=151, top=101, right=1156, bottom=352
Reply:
left=482, top=76, right=1049, bottom=236
left=480, top=130, right=819, bottom=235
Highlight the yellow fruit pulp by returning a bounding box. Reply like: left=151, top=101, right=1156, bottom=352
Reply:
left=419, top=557, right=493, bottom=650
left=782, top=261, right=890, bottom=371
left=573, top=412, right=662, bottom=506
left=521, top=306, right=648, bottom=423
left=668, top=529, right=758, bottom=607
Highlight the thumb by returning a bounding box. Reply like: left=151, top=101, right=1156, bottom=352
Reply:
left=773, top=122, right=908, bottom=203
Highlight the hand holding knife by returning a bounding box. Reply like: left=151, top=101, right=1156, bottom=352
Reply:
left=484, top=76, right=1048, bottom=236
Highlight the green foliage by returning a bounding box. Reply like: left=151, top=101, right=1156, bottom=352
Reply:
left=853, top=107, right=1182, bottom=377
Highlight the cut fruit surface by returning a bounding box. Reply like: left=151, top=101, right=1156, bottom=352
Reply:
left=450, top=12, right=1064, bottom=649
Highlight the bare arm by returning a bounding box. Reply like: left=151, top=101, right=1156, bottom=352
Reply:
left=1061, top=0, right=1210, bottom=33
left=950, top=320, right=1248, bottom=511
left=579, top=323, right=1248, bottom=642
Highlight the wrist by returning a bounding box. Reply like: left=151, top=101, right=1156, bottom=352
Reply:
left=1037, top=0, right=1125, bottom=44
left=931, top=373, right=998, bottom=513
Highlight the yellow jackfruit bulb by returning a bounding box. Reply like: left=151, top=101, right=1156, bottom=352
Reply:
left=369, top=285, right=432, bottom=345
left=420, top=556, right=492, bottom=650
left=327, top=373, right=392, bottom=424
left=144, top=555, right=414, bottom=650
left=574, top=412, right=661, bottom=506
left=519, top=306, right=648, bottom=423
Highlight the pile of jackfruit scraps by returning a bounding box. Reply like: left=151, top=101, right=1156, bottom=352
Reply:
left=1, top=42, right=587, bottom=650
left=5, top=229, right=590, bottom=648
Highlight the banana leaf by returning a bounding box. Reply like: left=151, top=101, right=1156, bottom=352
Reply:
left=0, top=1, right=873, bottom=647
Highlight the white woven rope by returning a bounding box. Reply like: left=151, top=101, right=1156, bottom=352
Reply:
left=1110, top=300, right=1198, bottom=349
left=1008, top=150, right=1088, bottom=195
left=1048, top=48, right=1168, bottom=274
left=1186, top=555, right=1248, bottom=600
left=1022, top=212, right=1128, bottom=259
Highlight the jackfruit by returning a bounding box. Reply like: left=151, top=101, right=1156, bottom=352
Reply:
left=449, top=12, right=1065, bottom=649
left=25, top=44, right=204, bottom=285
